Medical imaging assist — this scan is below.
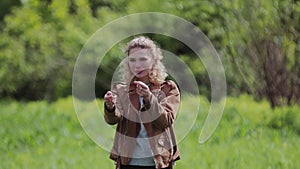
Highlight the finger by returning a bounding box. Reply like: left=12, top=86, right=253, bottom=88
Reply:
left=134, top=81, right=147, bottom=88
left=104, top=94, right=114, bottom=102
left=104, top=94, right=110, bottom=99
left=135, top=85, right=142, bottom=93
left=112, top=95, right=117, bottom=103
left=135, top=88, right=142, bottom=95
left=104, top=91, right=112, bottom=97
left=104, top=93, right=112, bottom=99
left=136, top=83, right=141, bottom=89
left=104, top=97, right=112, bottom=102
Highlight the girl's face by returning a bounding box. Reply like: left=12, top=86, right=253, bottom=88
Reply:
left=128, top=48, right=153, bottom=79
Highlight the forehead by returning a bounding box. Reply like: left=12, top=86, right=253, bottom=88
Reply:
left=128, top=48, right=151, bottom=58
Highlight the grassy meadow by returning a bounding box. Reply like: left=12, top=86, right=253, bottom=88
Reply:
left=1, top=95, right=300, bottom=169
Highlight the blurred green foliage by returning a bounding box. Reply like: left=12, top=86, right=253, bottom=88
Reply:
left=0, top=0, right=299, bottom=107
left=0, top=0, right=21, bottom=24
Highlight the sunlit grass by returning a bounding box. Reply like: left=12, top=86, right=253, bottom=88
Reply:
left=1, top=95, right=300, bottom=168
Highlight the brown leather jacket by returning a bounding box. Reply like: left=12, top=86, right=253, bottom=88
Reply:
left=104, top=80, right=180, bottom=169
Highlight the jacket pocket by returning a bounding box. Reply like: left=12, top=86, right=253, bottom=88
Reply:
left=157, top=133, right=171, bottom=154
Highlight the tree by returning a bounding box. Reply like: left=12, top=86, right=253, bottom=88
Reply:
left=1, top=0, right=299, bottom=107
left=219, top=0, right=300, bottom=107
left=0, top=0, right=21, bottom=24
left=170, top=0, right=299, bottom=107
left=0, top=0, right=99, bottom=100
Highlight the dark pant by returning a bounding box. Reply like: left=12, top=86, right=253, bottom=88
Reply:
left=120, top=165, right=170, bottom=169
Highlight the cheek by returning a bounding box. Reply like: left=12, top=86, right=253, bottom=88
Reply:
left=128, top=62, right=135, bottom=72
left=143, top=60, right=153, bottom=69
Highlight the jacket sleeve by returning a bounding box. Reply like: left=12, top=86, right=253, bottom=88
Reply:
left=104, top=85, right=123, bottom=125
left=140, top=80, right=180, bottom=130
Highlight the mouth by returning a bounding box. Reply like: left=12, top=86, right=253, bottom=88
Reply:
left=136, top=70, right=145, bottom=75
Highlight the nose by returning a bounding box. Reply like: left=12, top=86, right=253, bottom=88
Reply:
left=134, top=60, right=142, bottom=69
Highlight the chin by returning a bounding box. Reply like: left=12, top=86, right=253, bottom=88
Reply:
left=136, top=75, right=145, bottom=78
left=135, top=73, right=148, bottom=79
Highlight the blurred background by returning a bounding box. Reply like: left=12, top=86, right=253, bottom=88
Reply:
left=1, top=0, right=299, bottom=168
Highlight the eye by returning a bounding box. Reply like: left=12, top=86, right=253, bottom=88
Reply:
left=140, top=57, right=148, bottom=61
left=129, top=58, right=136, bottom=62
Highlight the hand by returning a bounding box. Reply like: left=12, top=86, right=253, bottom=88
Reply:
left=134, top=81, right=151, bottom=100
left=104, top=91, right=116, bottom=110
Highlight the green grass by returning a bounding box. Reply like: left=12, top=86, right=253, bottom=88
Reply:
left=1, top=95, right=300, bottom=169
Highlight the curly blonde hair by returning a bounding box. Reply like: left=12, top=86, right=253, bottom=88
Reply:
left=122, top=36, right=167, bottom=84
